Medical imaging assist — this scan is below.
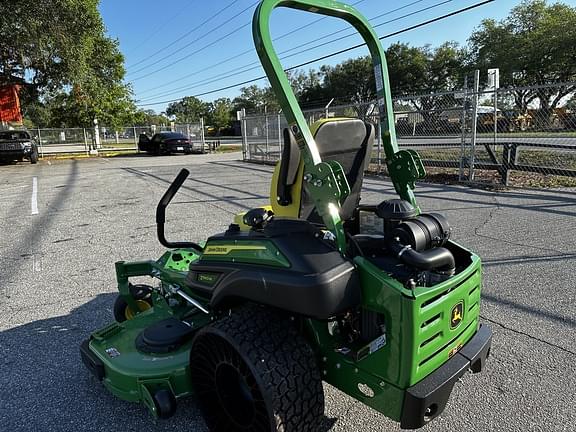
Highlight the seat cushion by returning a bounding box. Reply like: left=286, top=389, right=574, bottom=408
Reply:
left=272, top=118, right=374, bottom=222
left=302, top=118, right=374, bottom=222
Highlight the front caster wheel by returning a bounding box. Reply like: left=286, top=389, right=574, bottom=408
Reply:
left=153, top=389, right=177, bottom=419
left=112, top=284, right=153, bottom=322
left=190, top=306, right=324, bottom=432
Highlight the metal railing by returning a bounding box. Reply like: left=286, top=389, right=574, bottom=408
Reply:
left=241, top=81, right=576, bottom=188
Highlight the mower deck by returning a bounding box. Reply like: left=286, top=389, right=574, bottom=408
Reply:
left=81, top=306, right=205, bottom=416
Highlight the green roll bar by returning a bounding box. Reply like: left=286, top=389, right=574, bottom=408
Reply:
left=252, top=0, right=424, bottom=251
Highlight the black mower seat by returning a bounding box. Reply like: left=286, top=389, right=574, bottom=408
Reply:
left=187, top=218, right=361, bottom=320
left=274, top=117, right=374, bottom=222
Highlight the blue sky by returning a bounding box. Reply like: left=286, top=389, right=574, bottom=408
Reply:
left=98, top=0, right=575, bottom=113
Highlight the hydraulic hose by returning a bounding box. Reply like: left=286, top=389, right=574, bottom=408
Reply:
left=388, top=239, right=455, bottom=273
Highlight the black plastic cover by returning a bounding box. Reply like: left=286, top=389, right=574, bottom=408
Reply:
left=135, top=318, right=195, bottom=354
left=391, top=213, right=451, bottom=251
left=187, top=219, right=361, bottom=319
left=376, top=199, right=417, bottom=220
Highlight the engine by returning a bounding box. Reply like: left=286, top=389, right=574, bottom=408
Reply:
left=354, top=199, right=456, bottom=288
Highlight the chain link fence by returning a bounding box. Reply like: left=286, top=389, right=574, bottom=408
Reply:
left=27, top=122, right=216, bottom=156
left=243, top=113, right=287, bottom=162
left=242, top=81, right=576, bottom=188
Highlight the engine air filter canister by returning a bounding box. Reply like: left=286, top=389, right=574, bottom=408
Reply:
left=390, top=213, right=451, bottom=251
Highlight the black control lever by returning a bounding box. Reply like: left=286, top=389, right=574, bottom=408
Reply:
left=156, top=169, right=203, bottom=251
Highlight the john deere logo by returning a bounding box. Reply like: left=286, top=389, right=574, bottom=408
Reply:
left=450, top=302, right=464, bottom=329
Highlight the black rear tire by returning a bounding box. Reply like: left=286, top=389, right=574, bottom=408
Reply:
left=190, top=306, right=324, bottom=432
left=30, top=149, right=39, bottom=164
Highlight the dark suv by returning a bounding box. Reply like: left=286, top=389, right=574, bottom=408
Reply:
left=0, top=130, right=39, bottom=164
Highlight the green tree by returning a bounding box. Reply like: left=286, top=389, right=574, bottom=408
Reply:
left=1, top=0, right=135, bottom=128
left=166, top=96, right=209, bottom=123
left=231, top=72, right=319, bottom=114
left=0, top=0, right=98, bottom=89
left=207, top=98, right=233, bottom=130
left=322, top=57, right=375, bottom=105
left=287, top=69, right=323, bottom=107
left=386, top=42, right=465, bottom=127
left=232, top=85, right=280, bottom=114
left=468, top=0, right=576, bottom=122
left=132, top=109, right=169, bottom=126
left=386, top=42, right=465, bottom=94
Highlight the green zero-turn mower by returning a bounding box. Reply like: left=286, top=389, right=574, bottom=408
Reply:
left=80, top=0, right=492, bottom=430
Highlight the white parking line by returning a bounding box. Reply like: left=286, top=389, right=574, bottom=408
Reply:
left=31, top=177, right=38, bottom=215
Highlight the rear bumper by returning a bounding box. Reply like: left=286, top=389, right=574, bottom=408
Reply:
left=0, top=149, right=31, bottom=159
left=164, top=144, right=193, bottom=153
left=400, top=324, right=492, bottom=429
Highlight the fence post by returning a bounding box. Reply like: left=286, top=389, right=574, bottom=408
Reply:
left=325, top=98, right=334, bottom=119
left=376, top=119, right=382, bottom=173
left=265, top=114, right=269, bottom=161
left=502, top=143, right=511, bottom=186
left=241, top=109, right=248, bottom=161
left=501, top=143, right=518, bottom=186
left=200, top=117, right=206, bottom=153
left=37, top=128, right=44, bottom=158
left=277, top=113, right=282, bottom=159
left=493, top=87, right=498, bottom=152
left=92, top=119, right=100, bottom=154
left=133, top=126, right=138, bottom=151
left=83, top=128, right=89, bottom=154
left=459, top=76, right=469, bottom=181
left=468, top=70, right=480, bottom=181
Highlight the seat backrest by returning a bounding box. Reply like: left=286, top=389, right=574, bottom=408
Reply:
left=270, top=117, right=374, bottom=222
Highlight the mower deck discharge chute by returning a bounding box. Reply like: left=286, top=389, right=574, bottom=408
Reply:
left=81, top=0, right=492, bottom=430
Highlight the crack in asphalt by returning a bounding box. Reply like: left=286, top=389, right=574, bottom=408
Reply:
left=481, top=314, right=576, bottom=357
left=473, top=195, right=575, bottom=256
left=474, top=197, right=576, bottom=357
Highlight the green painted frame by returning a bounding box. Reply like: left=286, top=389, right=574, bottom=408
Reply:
left=252, top=0, right=425, bottom=238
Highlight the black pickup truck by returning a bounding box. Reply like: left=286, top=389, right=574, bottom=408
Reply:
left=0, top=130, right=39, bottom=164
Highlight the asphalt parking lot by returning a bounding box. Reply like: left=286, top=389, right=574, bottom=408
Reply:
left=1, top=152, right=574, bottom=432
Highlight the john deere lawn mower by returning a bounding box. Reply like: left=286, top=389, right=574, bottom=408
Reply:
left=80, top=0, right=492, bottom=430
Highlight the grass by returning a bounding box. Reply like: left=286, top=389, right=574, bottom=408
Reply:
left=214, top=145, right=242, bottom=153
left=370, top=147, right=576, bottom=188
left=476, top=131, right=576, bottom=138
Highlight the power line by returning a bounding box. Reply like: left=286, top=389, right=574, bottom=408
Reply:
left=123, top=0, right=199, bottom=57
left=130, top=23, right=250, bottom=80
left=135, top=0, right=368, bottom=96
left=127, top=0, right=243, bottom=71
left=136, top=0, right=494, bottom=108
left=137, top=0, right=438, bottom=100
left=128, top=1, right=259, bottom=79
left=137, top=0, right=453, bottom=102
